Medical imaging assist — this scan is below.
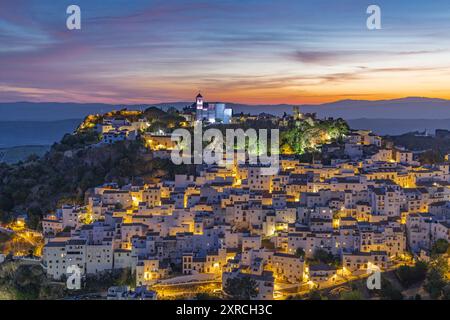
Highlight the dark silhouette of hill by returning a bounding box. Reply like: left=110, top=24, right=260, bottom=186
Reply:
left=347, top=119, right=450, bottom=135
left=2, top=97, right=450, bottom=121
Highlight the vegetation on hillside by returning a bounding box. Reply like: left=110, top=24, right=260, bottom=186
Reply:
left=281, top=118, right=349, bottom=154
left=0, top=260, right=136, bottom=300
left=0, top=139, right=190, bottom=229
left=208, top=117, right=349, bottom=155
left=0, top=106, right=194, bottom=229
left=307, top=248, right=340, bottom=267
left=386, top=132, right=450, bottom=164
left=431, top=239, right=449, bottom=256
left=424, top=256, right=450, bottom=299
left=395, top=261, right=428, bottom=288
left=0, top=261, right=66, bottom=300
left=223, top=276, right=258, bottom=300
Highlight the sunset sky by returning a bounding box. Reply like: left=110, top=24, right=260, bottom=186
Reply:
left=1, top=0, right=450, bottom=104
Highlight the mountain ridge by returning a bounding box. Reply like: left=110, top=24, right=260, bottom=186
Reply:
left=1, top=97, right=450, bottom=121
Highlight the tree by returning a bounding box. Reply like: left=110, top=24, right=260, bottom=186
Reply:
left=379, top=277, right=403, bottom=300
left=280, top=118, right=349, bottom=155
left=442, top=285, right=450, bottom=300
left=114, top=268, right=135, bottom=287
left=431, top=239, right=449, bottom=256
left=340, top=289, right=362, bottom=300
left=0, top=194, right=14, bottom=212
left=10, top=264, right=47, bottom=299
left=425, top=268, right=446, bottom=299
left=311, top=249, right=337, bottom=265
left=308, top=289, right=323, bottom=300
left=396, top=261, right=427, bottom=288
left=196, top=293, right=219, bottom=300
left=224, top=276, right=258, bottom=300
left=295, top=248, right=305, bottom=259
left=424, top=257, right=448, bottom=299
left=0, top=210, right=12, bottom=224
left=25, top=154, right=40, bottom=162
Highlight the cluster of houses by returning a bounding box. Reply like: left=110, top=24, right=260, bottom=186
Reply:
left=95, top=116, right=149, bottom=145
left=41, top=109, right=450, bottom=300
left=92, top=93, right=235, bottom=146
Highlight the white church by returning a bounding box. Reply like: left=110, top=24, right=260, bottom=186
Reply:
left=194, top=93, right=232, bottom=124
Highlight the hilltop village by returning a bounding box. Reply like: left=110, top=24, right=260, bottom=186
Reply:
left=12, top=94, right=449, bottom=300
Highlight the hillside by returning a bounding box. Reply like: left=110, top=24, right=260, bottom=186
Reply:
left=0, top=107, right=192, bottom=228
left=0, top=137, right=191, bottom=228
left=2, top=119, right=450, bottom=151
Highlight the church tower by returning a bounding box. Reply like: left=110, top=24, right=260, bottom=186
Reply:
left=293, top=106, right=303, bottom=120
left=196, top=93, right=204, bottom=121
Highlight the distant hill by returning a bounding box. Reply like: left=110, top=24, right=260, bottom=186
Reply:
left=0, top=120, right=81, bottom=148
left=296, top=97, right=450, bottom=119
left=2, top=97, right=450, bottom=121
left=0, top=102, right=144, bottom=121
left=231, top=97, right=450, bottom=119
left=347, top=119, right=450, bottom=135
left=0, top=145, right=50, bottom=164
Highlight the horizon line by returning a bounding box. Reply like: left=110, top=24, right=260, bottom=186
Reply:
left=0, top=96, right=448, bottom=107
